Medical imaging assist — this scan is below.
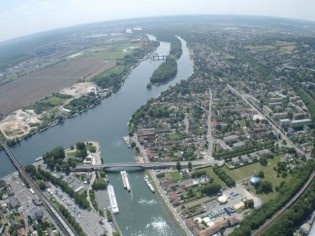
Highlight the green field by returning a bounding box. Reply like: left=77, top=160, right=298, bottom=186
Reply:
left=169, top=172, right=182, bottom=182
left=195, top=167, right=227, bottom=188
left=222, top=154, right=291, bottom=202
left=46, top=96, right=66, bottom=106
left=98, top=65, right=124, bottom=77
left=89, top=43, right=139, bottom=60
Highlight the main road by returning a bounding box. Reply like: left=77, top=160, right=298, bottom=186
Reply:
left=227, top=84, right=310, bottom=159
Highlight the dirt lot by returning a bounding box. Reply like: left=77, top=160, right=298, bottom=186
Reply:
left=0, top=109, right=41, bottom=139
left=0, top=57, right=115, bottom=116
left=60, top=82, right=98, bottom=98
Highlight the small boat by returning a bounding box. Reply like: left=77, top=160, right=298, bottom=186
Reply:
left=35, top=156, right=43, bottom=162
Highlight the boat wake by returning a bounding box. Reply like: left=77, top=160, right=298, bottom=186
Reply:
left=145, top=217, right=171, bottom=235
left=137, top=198, right=157, bottom=206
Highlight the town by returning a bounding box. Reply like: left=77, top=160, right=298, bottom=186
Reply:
left=0, top=16, right=314, bottom=236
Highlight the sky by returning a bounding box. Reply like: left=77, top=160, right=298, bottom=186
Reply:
left=0, top=0, right=314, bottom=42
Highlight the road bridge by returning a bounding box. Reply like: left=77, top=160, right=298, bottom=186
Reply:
left=1, top=142, right=76, bottom=236
left=73, top=161, right=210, bottom=172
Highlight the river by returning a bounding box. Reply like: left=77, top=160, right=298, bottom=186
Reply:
left=0, top=35, right=193, bottom=235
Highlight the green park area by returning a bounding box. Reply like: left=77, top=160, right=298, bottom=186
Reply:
left=222, top=154, right=292, bottom=202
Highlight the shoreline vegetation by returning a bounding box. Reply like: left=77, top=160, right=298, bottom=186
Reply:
left=0, top=38, right=159, bottom=148
left=149, top=33, right=182, bottom=85
left=23, top=141, right=121, bottom=235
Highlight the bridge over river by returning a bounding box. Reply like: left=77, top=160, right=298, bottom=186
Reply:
left=72, top=161, right=211, bottom=172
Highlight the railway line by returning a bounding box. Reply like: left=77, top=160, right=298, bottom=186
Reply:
left=1, top=142, right=76, bottom=236
left=253, top=171, right=315, bottom=235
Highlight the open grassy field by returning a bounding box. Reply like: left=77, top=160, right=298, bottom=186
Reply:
left=96, top=65, right=125, bottom=78
left=87, top=43, right=140, bottom=60
left=222, top=154, right=291, bottom=202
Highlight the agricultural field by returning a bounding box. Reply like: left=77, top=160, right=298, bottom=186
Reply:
left=0, top=57, right=115, bottom=116
left=86, top=43, right=140, bottom=59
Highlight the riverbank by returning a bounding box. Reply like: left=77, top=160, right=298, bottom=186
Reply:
left=146, top=170, right=191, bottom=236
left=0, top=36, right=191, bottom=235
left=0, top=38, right=159, bottom=147
left=133, top=134, right=191, bottom=235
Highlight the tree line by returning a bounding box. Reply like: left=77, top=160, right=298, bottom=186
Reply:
left=213, top=165, right=235, bottom=187
left=231, top=160, right=315, bottom=236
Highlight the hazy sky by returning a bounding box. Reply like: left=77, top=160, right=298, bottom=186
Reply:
left=0, top=0, right=314, bottom=42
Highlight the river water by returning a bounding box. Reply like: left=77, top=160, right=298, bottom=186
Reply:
left=0, top=36, right=193, bottom=235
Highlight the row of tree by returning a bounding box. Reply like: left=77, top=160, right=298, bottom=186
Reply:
left=25, top=165, right=91, bottom=210
left=262, top=181, right=315, bottom=236
left=231, top=160, right=315, bottom=236
left=212, top=165, right=235, bottom=187
left=58, top=203, right=86, bottom=236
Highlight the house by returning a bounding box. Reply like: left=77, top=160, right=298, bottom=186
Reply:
left=240, top=155, right=249, bottom=163
left=231, top=157, right=240, bottom=166
left=232, top=142, right=246, bottom=150
left=272, top=112, right=288, bottom=120
left=291, top=119, right=311, bottom=128
left=223, top=135, right=239, bottom=144
left=8, top=196, right=20, bottom=209
left=29, top=209, right=43, bottom=222
left=256, top=149, right=272, bottom=158
left=249, top=153, right=259, bottom=161
left=18, top=228, right=26, bottom=236
left=279, top=118, right=290, bottom=127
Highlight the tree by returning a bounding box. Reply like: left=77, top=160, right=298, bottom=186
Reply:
left=259, top=157, right=268, bottom=166
left=188, top=161, right=192, bottom=171
left=257, top=170, right=265, bottom=178
left=244, top=199, right=254, bottom=209
left=76, top=142, right=86, bottom=150
left=50, top=146, right=65, bottom=160
left=39, top=181, right=47, bottom=191
left=202, top=183, right=221, bottom=196
left=176, top=161, right=182, bottom=172
left=257, top=180, right=273, bottom=194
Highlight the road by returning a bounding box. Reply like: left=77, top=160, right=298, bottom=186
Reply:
left=227, top=84, right=310, bottom=159
left=1, top=141, right=76, bottom=236
left=206, top=88, right=214, bottom=163
left=253, top=171, right=315, bottom=235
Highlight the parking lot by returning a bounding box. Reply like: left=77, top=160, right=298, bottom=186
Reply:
left=200, top=184, right=262, bottom=220
left=47, top=184, right=110, bottom=236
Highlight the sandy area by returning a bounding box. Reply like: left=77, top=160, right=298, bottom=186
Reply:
left=0, top=109, right=42, bottom=139
left=60, top=82, right=98, bottom=98
left=88, top=141, right=102, bottom=165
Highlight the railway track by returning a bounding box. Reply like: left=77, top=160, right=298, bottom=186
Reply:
left=1, top=142, right=76, bottom=236
left=253, top=171, right=315, bottom=235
